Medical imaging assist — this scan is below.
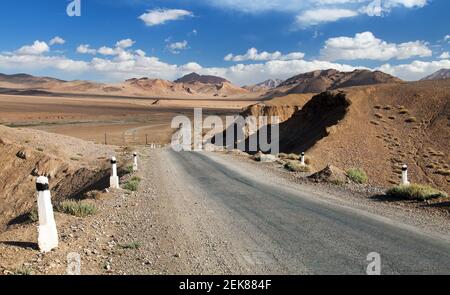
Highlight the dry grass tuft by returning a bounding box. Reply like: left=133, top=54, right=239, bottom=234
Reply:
left=386, top=184, right=447, bottom=200
left=58, top=200, right=97, bottom=217
left=346, top=168, right=368, bottom=184
left=284, top=161, right=310, bottom=173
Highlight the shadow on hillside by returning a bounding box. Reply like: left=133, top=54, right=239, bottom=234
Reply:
left=0, top=241, right=38, bottom=250
left=209, top=91, right=351, bottom=155
left=7, top=213, right=33, bottom=227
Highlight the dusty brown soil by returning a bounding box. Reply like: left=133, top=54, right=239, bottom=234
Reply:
left=242, top=79, right=449, bottom=193
left=300, top=80, right=450, bottom=192
left=0, top=93, right=256, bottom=146
left=0, top=125, right=118, bottom=232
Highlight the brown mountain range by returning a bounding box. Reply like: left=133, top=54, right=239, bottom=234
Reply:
left=174, top=72, right=229, bottom=84
left=268, top=69, right=403, bottom=96
left=0, top=72, right=249, bottom=99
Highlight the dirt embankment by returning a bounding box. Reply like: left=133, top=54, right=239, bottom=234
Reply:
left=227, top=79, right=449, bottom=192
left=0, top=126, right=116, bottom=232
left=275, top=80, right=450, bottom=191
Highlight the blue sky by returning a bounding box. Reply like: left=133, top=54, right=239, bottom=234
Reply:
left=0, top=0, right=449, bottom=85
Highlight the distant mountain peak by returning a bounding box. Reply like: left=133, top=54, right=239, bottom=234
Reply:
left=420, top=69, right=450, bottom=81
left=243, top=79, right=283, bottom=92
left=174, top=72, right=230, bottom=84
left=273, top=69, right=402, bottom=94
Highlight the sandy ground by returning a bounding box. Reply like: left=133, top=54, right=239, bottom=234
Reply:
left=0, top=93, right=256, bottom=145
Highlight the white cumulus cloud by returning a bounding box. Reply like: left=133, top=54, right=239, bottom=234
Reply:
left=116, top=39, right=135, bottom=49
left=321, top=31, right=432, bottom=61
left=139, top=9, right=193, bottom=26
left=76, top=44, right=97, bottom=55
left=377, top=59, right=450, bottom=81
left=167, top=40, right=189, bottom=54
left=361, top=0, right=428, bottom=16
left=296, top=8, right=359, bottom=26
left=202, top=0, right=428, bottom=27
left=16, top=41, right=50, bottom=55
left=439, top=52, right=450, bottom=59
left=49, top=36, right=65, bottom=46
left=98, top=46, right=116, bottom=56
left=225, top=48, right=305, bottom=62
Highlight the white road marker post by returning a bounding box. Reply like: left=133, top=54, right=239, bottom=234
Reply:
left=110, top=156, right=119, bottom=189
left=133, top=152, right=138, bottom=172
left=36, top=176, right=58, bottom=253
left=401, top=164, right=410, bottom=186
left=300, top=152, right=306, bottom=166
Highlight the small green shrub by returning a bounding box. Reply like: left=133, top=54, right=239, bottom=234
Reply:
left=120, top=241, right=141, bottom=250
left=284, top=161, right=310, bottom=173
left=386, top=184, right=447, bottom=200
left=36, top=147, right=44, bottom=152
left=125, top=165, right=134, bottom=174
left=28, top=208, right=38, bottom=222
left=131, top=176, right=141, bottom=182
left=58, top=201, right=97, bottom=217
left=405, top=117, right=417, bottom=123
left=346, top=168, right=368, bottom=184
left=13, top=266, right=32, bottom=275
left=123, top=179, right=140, bottom=191
left=70, top=157, right=80, bottom=161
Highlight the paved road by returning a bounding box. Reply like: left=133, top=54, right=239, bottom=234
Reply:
left=167, top=150, right=450, bottom=275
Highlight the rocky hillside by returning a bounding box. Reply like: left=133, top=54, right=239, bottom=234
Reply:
left=174, top=72, right=229, bottom=84
left=0, top=73, right=65, bottom=86
left=269, top=69, right=402, bottom=95
left=421, top=69, right=450, bottom=81
left=275, top=80, right=449, bottom=191
left=243, top=79, right=283, bottom=92
left=124, top=77, right=248, bottom=97
left=0, top=126, right=117, bottom=232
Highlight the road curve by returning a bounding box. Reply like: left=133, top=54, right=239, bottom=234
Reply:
left=166, top=149, right=450, bottom=275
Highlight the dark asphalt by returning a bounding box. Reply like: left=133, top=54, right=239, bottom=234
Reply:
left=170, top=150, right=450, bottom=275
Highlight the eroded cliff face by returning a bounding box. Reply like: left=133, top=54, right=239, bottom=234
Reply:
left=241, top=103, right=300, bottom=124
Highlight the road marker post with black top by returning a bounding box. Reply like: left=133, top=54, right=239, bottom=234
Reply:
left=110, top=156, right=119, bottom=189
left=36, top=176, right=58, bottom=253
